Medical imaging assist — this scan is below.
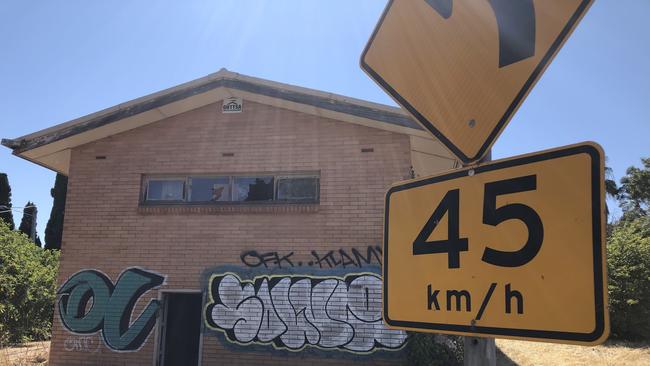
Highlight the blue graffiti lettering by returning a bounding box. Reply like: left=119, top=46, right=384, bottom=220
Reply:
left=57, top=267, right=165, bottom=352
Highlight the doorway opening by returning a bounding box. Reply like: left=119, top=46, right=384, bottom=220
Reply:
left=157, top=292, right=202, bottom=366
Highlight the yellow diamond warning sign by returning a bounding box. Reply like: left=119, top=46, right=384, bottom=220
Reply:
left=362, top=0, right=594, bottom=163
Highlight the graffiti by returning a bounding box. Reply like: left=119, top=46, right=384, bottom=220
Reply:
left=57, top=267, right=165, bottom=352
left=64, top=335, right=101, bottom=353
left=204, top=272, right=406, bottom=353
left=240, top=245, right=382, bottom=269
left=310, top=246, right=382, bottom=269
left=241, top=251, right=295, bottom=268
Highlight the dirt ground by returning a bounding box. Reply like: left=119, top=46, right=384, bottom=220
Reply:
left=1, top=340, right=649, bottom=365
left=0, top=342, right=49, bottom=366
left=496, top=339, right=650, bottom=366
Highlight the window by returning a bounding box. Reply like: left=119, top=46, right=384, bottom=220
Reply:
left=142, top=173, right=319, bottom=204
left=146, top=179, right=185, bottom=201
left=276, top=176, right=319, bottom=201
left=234, top=176, right=274, bottom=202
left=189, top=177, right=231, bottom=202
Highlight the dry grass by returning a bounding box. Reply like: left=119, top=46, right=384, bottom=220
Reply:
left=0, top=342, right=49, bottom=366
left=1, top=339, right=648, bottom=365
left=496, top=339, right=650, bottom=366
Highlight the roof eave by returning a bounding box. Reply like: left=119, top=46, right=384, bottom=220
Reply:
left=1, top=138, right=22, bottom=150
left=2, top=69, right=429, bottom=176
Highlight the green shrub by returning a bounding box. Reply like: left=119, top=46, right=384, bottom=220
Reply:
left=404, top=332, right=463, bottom=366
left=607, top=216, right=650, bottom=340
left=0, top=221, right=59, bottom=344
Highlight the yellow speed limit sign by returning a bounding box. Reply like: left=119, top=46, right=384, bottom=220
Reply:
left=383, top=143, right=608, bottom=344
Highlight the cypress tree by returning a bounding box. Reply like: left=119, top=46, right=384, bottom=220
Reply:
left=18, top=201, right=39, bottom=245
left=0, top=173, right=14, bottom=230
left=45, top=174, right=67, bottom=250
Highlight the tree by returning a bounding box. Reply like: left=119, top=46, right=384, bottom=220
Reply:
left=0, top=221, right=59, bottom=344
left=605, top=166, right=620, bottom=218
left=604, top=157, right=650, bottom=340
left=607, top=216, right=650, bottom=340
left=18, top=201, right=40, bottom=246
left=619, top=157, right=650, bottom=221
left=45, top=174, right=68, bottom=250
left=0, top=173, right=14, bottom=230
left=605, top=166, right=620, bottom=199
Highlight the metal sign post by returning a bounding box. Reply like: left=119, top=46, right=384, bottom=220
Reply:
left=463, top=152, right=495, bottom=366
left=464, top=337, right=496, bottom=366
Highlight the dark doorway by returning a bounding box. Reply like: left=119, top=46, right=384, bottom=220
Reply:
left=159, top=292, right=202, bottom=366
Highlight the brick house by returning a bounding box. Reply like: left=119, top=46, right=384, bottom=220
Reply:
left=2, top=69, right=457, bottom=365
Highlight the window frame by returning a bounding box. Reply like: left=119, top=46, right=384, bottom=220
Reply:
left=143, top=177, right=187, bottom=203
left=141, top=172, right=320, bottom=205
left=275, top=175, right=320, bottom=203
left=187, top=175, right=232, bottom=203
left=232, top=175, right=275, bottom=202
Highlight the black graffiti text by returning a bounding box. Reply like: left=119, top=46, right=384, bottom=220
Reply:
left=240, top=246, right=382, bottom=269
left=240, top=250, right=295, bottom=268
left=310, top=246, right=383, bottom=269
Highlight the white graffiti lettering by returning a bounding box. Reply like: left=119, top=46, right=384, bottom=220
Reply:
left=63, top=335, right=101, bottom=353
left=205, top=273, right=407, bottom=353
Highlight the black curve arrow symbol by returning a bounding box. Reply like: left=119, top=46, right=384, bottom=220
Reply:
left=425, top=0, right=452, bottom=19
left=425, top=0, right=536, bottom=67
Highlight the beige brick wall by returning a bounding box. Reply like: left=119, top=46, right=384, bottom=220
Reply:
left=50, top=100, right=419, bottom=365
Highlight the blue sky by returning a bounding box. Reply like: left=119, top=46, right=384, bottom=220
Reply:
left=1, top=0, right=648, bottom=242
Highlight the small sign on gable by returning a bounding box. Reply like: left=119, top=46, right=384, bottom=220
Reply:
left=222, top=97, right=243, bottom=113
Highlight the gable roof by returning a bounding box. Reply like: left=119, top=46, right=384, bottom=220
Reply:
left=2, top=68, right=430, bottom=174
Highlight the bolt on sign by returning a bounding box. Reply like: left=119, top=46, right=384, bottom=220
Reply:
left=383, top=143, right=609, bottom=344
left=361, top=0, right=594, bottom=163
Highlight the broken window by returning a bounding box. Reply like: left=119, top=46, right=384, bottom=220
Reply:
left=234, top=176, right=274, bottom=202
left=189, top=177, right=231, bottom=202
left=142, top=173, right=318, bottom=204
